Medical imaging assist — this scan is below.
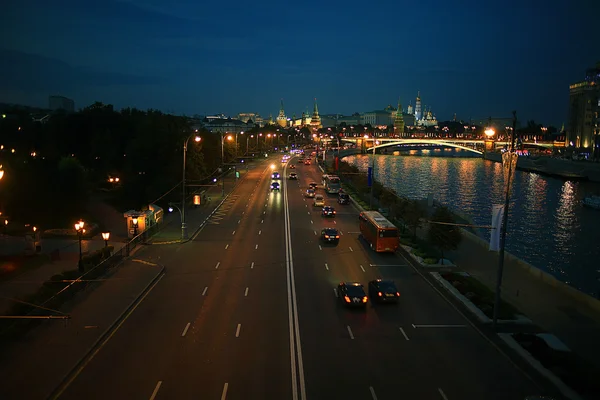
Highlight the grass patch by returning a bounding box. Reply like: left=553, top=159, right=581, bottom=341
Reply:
left=513, top=333, right=600, bottom=396
left=440, top=272, right=518, bottom=320
left=0, top=254, right=50, bottom=283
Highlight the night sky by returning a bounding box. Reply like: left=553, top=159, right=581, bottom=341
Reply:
left=2, top=0, right=599, bottom=126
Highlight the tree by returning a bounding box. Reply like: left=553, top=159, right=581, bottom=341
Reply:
left=402, top=200, right=424, bottom=239
left=426, top=206, right=462, bottom=264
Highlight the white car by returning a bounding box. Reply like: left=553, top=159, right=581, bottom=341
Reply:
left=313, top=194, right=325, bottom=207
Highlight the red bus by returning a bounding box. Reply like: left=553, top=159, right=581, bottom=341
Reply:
left=358, top=211, right=399, bottom=253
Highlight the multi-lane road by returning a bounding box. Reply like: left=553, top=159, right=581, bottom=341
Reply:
left=55, top=156, right=546, bottom=400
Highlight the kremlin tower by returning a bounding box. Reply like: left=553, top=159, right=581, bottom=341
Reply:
left=276, top=99, right=287, bottom=128
left=310, top=98, right=322, bottom=129
left=393, top=98, right=405, bottom=134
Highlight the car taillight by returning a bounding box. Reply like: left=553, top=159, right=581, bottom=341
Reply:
left=396, top=292, right=400, bottom=296
left=335, top=235, right=340, bottom=238
left=333, top=211, right=336, bottom=214
left=344, top=296, right=350, bottom=303
left=324, top=235, right=329, bottom=238
left=362, top=296, right=368, bottom=303
left=378, top=292, right=382, bottom=297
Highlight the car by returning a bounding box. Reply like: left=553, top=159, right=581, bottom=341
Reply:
left=271, top=172, right=281, bottom=179
left=297, top=158, right=305, bottom=164
left=270, top=181, right=280, bottom=191
left=338, top=282, right=368, bottom=307
left=309, top=182, right=318, bottom=190
left=322, top=205, right=336, bottom=217
left=368, top=279, right=400, bottom=302
left=289, top=164, right=296, bottom=169
left=304, top=160, right=311, bottom=165
left=338, top=193, right=350, bottom=205
left=313, top=194, right=325, bottom=207
left=305, top=189, right=316, bottom=198
left=289, top=172, right=298, bottom=180
left=320, top=227, right=340, bottom=244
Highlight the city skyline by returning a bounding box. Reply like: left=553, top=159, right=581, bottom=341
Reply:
left=1, top=0, right=599, bottom=127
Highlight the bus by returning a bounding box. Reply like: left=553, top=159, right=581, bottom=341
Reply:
left=358, top=211, right=399, bottom=253
left=324, top=174, right=342, bottom=194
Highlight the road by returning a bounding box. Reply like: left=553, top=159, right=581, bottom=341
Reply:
left=56, top=155, right=544, bottom=400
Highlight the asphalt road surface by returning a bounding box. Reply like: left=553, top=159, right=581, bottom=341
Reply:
left=55, top=155, right=544, bottom=400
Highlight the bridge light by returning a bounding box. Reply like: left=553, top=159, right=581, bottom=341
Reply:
left=485, top=128, right=495, bottom=138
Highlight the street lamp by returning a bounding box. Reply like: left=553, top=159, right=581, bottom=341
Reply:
left=102, top=231, right=111, bottom=247
left=181, top=134, right=202, bottom=240
left=493, top=111, right=518, bottom=329
left=132, top=217, right=138, bottom=237
left=369, top=139, right=378, bottom=210
left=74, top=221, right=85, bottom=272
left=0, top=164, right=4, bottom=180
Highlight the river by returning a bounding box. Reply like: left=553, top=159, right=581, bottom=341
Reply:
left=344, top=148, right=600, bottom=296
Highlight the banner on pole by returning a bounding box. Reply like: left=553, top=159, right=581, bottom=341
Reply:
left=367, top=167, right=373, bottom=187
left=489, top=204, right=504, bottom=251
left=502, top=151, right=518, bottom=196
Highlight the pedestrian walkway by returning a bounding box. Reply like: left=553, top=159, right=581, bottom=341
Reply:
left=417, top=214, right=600, bottom=374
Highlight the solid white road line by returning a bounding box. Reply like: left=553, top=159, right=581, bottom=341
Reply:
left=202, top=287, right=208, bottom=296
left=251, top=262, right=254, bottom=269
left=149, top=381, right=162, bottom=400
left=255, top=244, right=259, bottom=249
left=438, top=388, right=448, bottom=400
left=215, top=262, right=220, bottom=269
left=412, top=324, right=466, bottom=328
left=369, top=386, right=378, bottom=400
left=232, top=230, right=236, bottom=235
left=235, top=324, right=241, bottom=337
left=325, top=263, right=329, bottom=270
left=221, top=383, right=229, bottom=400
left=225, top=244, right=229, bottom=249
left=244, top=287, right=249, bottom=296
left=347, top=326, right=354, bottom=340
left=399, top=327, right=410, bottom=341
left=349, top=246, right=353, bottom=252
left=181, top=323, right=191, bottom=337
left=360, top=264, right=365, bottom=272
left=259, top=230, right=262, bottom=235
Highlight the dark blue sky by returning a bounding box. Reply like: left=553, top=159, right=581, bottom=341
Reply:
left=2, top=0, right=599, bottom=126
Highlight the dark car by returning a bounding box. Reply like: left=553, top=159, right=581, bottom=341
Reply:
left=320, top=228, right=339, bottom=245
left=338, top=193, right=350, bottom=205
left=271, top=172, right=281, bottom=179
left=368, top=279, right=400, bottom=302
left=338, top=282, right=368, bottom=307
left=321, top=206, right=336, bottom=217
left=289, top=164, right=296, bottom=169
left=289, top=172, right=298, bottom=180
left=309, top=182, right=318, bottom=190
left=297, top=158, right=305, bottom=163
left=270, top=181, right=280, bottom=191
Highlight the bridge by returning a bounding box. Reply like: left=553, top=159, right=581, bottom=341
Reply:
left=320, top=137, right=557, bottom=157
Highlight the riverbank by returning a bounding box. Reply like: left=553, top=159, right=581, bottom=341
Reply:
left=484, top=152, right=600, bottom=182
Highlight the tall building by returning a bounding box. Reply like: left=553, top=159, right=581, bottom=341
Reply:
left=393, top=99, right=405, bottom=134
left=276, top=99, right=287, bottom=128
left=567, top=62, right=600, bottom=157
left=414, top=91, right=422, bottom=121
left=310, top=98, right=322, bottom=129
left=49, top=95, right=74, bottom=113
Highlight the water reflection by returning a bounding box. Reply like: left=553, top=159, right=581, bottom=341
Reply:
left=344, top=154, right=600, bottom=295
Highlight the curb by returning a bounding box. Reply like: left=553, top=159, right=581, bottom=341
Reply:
left=430, top=272, right=533, bottom=325
left=47, top=263, right=166, bottom=400
left=498, top=333, right=583, bottom=400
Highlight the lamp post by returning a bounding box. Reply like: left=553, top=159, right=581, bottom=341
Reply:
left=181, top=134, right=202, bottom=241
left=221, top=133, right=233, bottom=196
left=102, top=231, right=110, bottom=247
left=132, top=217, right=139, bottom=236
left=74, top=221, right=85, bottom=272
left=369, top=137, right=378, bottom=210
left=493, top=111, right=518, bottom=329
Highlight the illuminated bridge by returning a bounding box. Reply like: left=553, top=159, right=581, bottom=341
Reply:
left=320, top=137, right=557, bottom=157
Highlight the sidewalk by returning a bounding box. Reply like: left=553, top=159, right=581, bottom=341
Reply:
left=443, top=228, right=600, bottom=372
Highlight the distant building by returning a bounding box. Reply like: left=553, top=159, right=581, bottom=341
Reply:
left=49, top=95, right=74, bottom=113
left=567, top=61, right=600, bottom=157
left=276, top=100, right=287, bottom=128
left=204, top=118, right=253, bottom=134
left=237, top=112, right=264, bottom=127
left=393, top=99, right=405, bottom=135
left=309, top=98, right=322, bottom=130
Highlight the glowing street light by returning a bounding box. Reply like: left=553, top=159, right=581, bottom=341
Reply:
left=102, top=231, right=111, bottom=247
left=74, top=221, right=85, bottom=271
left=485, top=127, right=495, bottom=137
left=181, top=134, right=202, bottom=240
